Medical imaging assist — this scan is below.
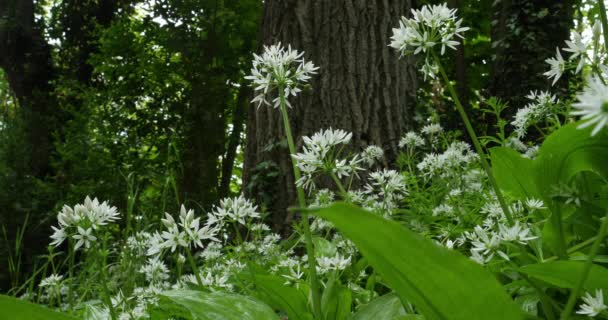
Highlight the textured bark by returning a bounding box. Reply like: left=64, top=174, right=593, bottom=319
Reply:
left=243, top=0, right=417, bottom=231
left=488, top=0, right=575, bottom=111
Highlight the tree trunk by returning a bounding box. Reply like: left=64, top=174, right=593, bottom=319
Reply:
left=488, top=0, right=575, bottom=111
left=243, top=0, right=417, bottom=232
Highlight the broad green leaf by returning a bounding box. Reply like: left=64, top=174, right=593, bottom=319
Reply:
left=490, top=147, right=539, bottom=200
left=161, top=290, right=279, bottom=320
left=321, top=277, right=352, bottom=320
left=520, top=261, right=608, bottom=290
left=534, top=124, right=608, bottom=255
left=535, top=123, right=608, bottom=198
left=315, top=203, right=523, bottom=320
left=251, top=274, right=313, bottom=320
left=0, top=295, right=78, bottom=320
left=350, top=293, right=406, bottom=320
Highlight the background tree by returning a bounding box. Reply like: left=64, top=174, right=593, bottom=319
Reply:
left=243, top=0, right=418, bottom=231
left=488, top=0, right=576, bottom=110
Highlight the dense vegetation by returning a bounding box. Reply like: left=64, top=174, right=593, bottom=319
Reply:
left=2, top=0, right=608, bottom=319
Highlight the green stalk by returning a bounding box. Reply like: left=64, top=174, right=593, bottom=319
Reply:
left=68, top=238, right=75, bottom=309
left=278, top=88, right=322, bottom=319
left=100, top=236, right=117, bottom=320
left=329, top=170, right=348, bottom=196
left=598, top=0, right=608, bottom=54
left=431, top=50, right=514, bottom=225
left=185, top=248, right=203, bottom=287
left=560, top=212, right=608, bottom=320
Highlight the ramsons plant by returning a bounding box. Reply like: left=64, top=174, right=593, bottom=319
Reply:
left=4, top=2, right=608, bottom=320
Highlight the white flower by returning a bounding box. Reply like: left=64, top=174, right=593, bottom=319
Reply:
left=511, top=91, right=557, bottom=139
left=572, top=76, right=608, bottom=136
left=245, top=43, right=318, bottom=109
left=39, top=274, right=63, bottom=288
left=209, top=195, right=260, bottom=226
left=525, top=198, right=545, bottom=211
left=49, top=197, right=120, bottom=248
left=72, top=226, right=97, bottom=250
left=498, top=222, right=537, bottom=244
left=139, top=257, right=169, bottom=284
left=49, top=226, right=66, bottom=247
left=390, top=3, right=469, bottom=56
left=292, top=128, right=360, bottom=191
left=317, top=254, right=351, bottom=274
left=421, top=123, right=443, bottom=135
left=399, top=132, right=425, bottom=149
left=577, top=289, right=607, bottom=317
left=563, top=31, right=588, bottom=73
left=361, top=145, right=384, bottom=166
left=544, top=48, right=565, bottom=86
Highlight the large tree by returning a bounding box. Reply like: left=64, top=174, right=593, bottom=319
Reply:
left=243, top=0, right=417, bottom=231
left=488, top=0, right=576, bottom=109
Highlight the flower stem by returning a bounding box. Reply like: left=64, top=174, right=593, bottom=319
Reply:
left=329, top=170, right=348, bottom=196
left=560, top=212, right=608, bottom=320
left=598, top=0, right=608, bottom=54
left=100, top=236, right=117, bottom=320
left=278, top=89, right=322, bottom=319
left=431, top=50, right=514, bottom=225
left=185, top=248, right=203, bottom=287
left=67, top=239, right=75, bottom=309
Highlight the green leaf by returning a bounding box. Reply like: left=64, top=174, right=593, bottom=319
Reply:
left=490, top=147, right=539, bottom=200
left=534, top=124, right=608, bottom=255
left=0, top=295, right=78, bottom=320
left=535, top=123, right=608, bottom=198
left=160, top=290, right=279, bottom=320
left=314, top=203, right=523, bottom=320
left=321, top=277, right=352, bottom=320
left=251, top=274, right=313, bottom=320
left=350, top=293, right=406, bottom=320
left=520, top=261, right=608, bottom=290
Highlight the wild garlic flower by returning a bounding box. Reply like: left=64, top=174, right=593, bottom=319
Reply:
left=399, top=131, right=425, bottom=149
left=577, top=289, right=607, bottom=317
left=511, top=91, right=557, bottom=139
left=572, top=76, right=608, bottom=136
left=360, top=145, right=384, bottom=166
left=49, top=196, right=120, bottom=251
left=544, top=48, right=565, bottom=85
left=139, top=257, right=169, bottom=284
left=364, top=169, right=408, bottom=214
left=421, top=123, right=443, bottom=135
left=466, top=225, right=500, bottom=262
left=390, top=3, right=468, bottom=56
left=245, top=43, right=318, bottom=109
left=39, top=274, right=65, bottom=301
left=292, top=128, right=362, bottom=191
left=524, top=198, right=545, bottom=211
left=208, top=194, right=261, bottom=227
left=149, top=205, right=219, bottom=255
left=497, top=222, right=537, bottom=244
left=563, top=31, right=588, bottom=74
left=316, top=254, right=352, bottom=274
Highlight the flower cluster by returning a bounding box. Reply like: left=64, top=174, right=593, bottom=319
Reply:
left=511, top=91, right=558, bottom=139
left=544, top=22, right=603, bottom=86
left=49, top=196, right=120, bottom=251
left=147, top=205, right=220, bottom=255
left=245, top=43, right=319, bottom=109
left=291, top=128, right=363, bottom=191
left=389, top=4, right=468, bottom=57
left=208, top=194, right=262, bottom=227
